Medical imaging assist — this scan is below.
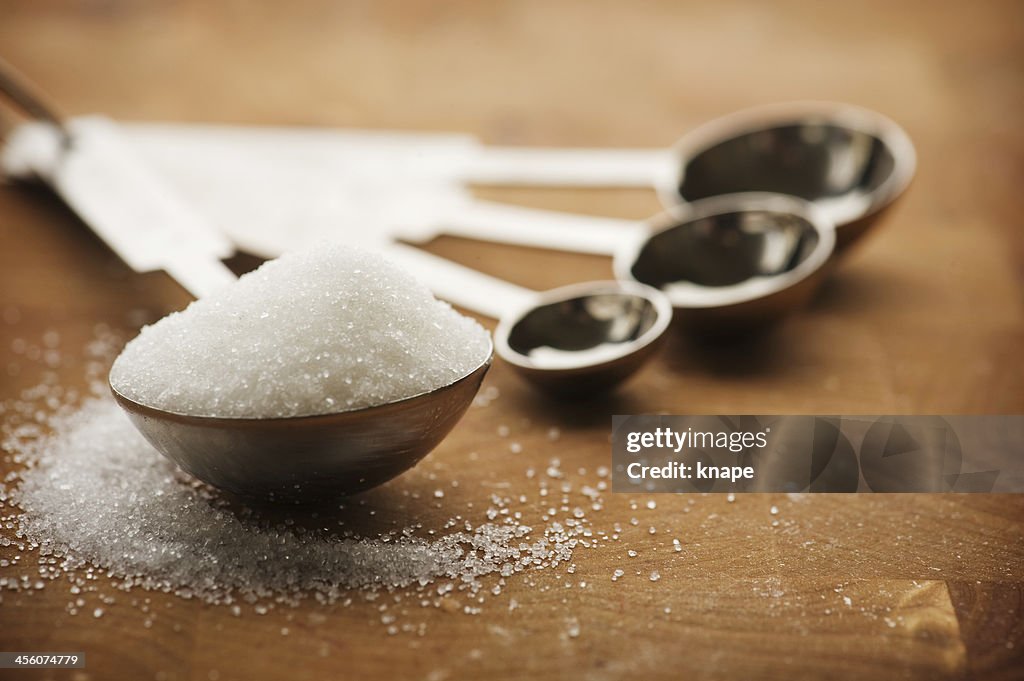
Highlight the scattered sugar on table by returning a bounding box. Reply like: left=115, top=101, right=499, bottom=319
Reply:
left=0, top=320, right=708, bottom=636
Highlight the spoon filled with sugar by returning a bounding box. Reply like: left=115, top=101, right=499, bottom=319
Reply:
left=0, top=64, right=495, bottom=499
left=107, top=245, right=495, bottom=500
left=0, top=60, right=669, bottom=497
left=107, top=239, right=670, bottom=498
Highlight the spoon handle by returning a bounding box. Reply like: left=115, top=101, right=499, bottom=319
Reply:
left=464, top=146, right=676, bottom=188
left=437, top=199, right=644, bottom=256
left=3, top=117, right=236, bottom=299
left=383, top=243, right=533, bottom=320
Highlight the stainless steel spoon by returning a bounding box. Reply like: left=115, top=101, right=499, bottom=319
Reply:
left=401, top=194, right=837, bottom=333
left=111, top=350, right=492, bottom=499
left=384, top=244, right=673, bottom=395
left=446, top=103, right=914, bottom=255
left=612, top=193, right=836, bottom=331
left=9, top=102, right=911, bottom=258
left=64, top=133, right=499, bottom=499
left=658, top=101, right=915, bottom=251
left=0, top=61, right=493, bottom=499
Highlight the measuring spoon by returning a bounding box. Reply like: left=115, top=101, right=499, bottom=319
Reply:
left=461, top=102, right=915, bottom=252
left=383, top=244, right=672, bottom=395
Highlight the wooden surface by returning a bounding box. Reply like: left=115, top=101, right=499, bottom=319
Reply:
left=1, top=1, right=1023, bottom=680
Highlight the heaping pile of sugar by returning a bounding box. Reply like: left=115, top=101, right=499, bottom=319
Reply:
left=109, top=244, right=491, bottom=418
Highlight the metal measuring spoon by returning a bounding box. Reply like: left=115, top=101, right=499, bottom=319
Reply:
left=384, top=245, right=673, bottom=395
left=212, top=183, right=832, bottom=334
left=0, top=62, right=494, bottom=500
left=111, top=350, right=492, bottom=499
left=405, top=194, right=835, bottom=332
left=658, top=102, right=915, bottom=251
left=613, top=193, right=835, bottom=331
left=458, top=102, right=914, bottom=254
left=66, top=131, right=498, bottom=499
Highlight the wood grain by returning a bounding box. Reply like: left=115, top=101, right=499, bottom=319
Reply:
left=1, top=1, right=1023, bottom=680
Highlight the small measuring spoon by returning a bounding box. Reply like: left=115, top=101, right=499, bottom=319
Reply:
left=613, top=194, right=835, bottom=330
left=396, top=193, right=836, bottom=333
left=384, top=244, right=673, bottom=395
left=207, top=179, right=833, bottom=333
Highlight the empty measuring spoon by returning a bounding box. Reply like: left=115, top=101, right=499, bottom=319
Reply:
left=410, top=193, right=836, bottom=332
left=196, top=174, right=833, bottom=333
left=659, top=102, right=915, bottom=251
left=174, top=100, right=905, bottom=257
left=461, top=102, right=914, bottom=252
left=384, top=244, right=672, bottom=395
left=613, top=193, right=835, bottom=330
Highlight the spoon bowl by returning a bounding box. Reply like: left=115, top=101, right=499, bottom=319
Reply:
left=660, top=102, right=915, bottom=251
left=494, top=280, right=672, bottom=395
left=616, top=193, right=835, bottom=331
left=110, top=347, right=491, bottom=500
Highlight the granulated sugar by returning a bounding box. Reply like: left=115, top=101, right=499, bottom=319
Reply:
left=2, top=396, right=586, bottom=607
left=0, top=328, right=713, bottom=636
left=109, top=245, right=491, bottom=418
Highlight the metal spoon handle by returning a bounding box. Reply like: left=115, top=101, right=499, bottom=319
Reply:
left=3, top=117, right=236, bottom=299
left=464, top=145, right=675, bottom=187
left=384, top=243, right=533, bottom=320
left=437, top=199, right=645, bottom=256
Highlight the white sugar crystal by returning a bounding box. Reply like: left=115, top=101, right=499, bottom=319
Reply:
left=565, top=617, right=580, bottom=638
left=109, top=245, right=490, bottom=418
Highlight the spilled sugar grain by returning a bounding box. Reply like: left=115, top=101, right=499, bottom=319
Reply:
left=0, top=328, right=602, bottom=629
left=1, top=395, right=588, bottom=608
left=0, top=328, right=716, bottom=638
left=109, top=245, right=491, bottom=418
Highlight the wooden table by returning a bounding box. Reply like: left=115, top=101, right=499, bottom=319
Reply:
left=1, top=2, right=1022, bottom=679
